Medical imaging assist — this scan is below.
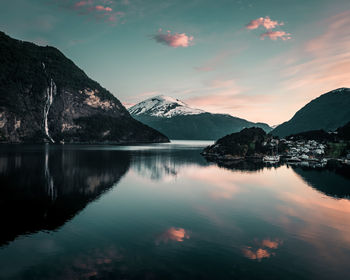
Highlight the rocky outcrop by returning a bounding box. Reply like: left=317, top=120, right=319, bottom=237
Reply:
left=0, top=31, right=169, bottom=143
left=202, top=127, right=272, bottom=161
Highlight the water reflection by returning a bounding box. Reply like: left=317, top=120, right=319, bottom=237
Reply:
left=0, top=146, right=130, bottom=246
left=156, top=227, right=190, bottom=244
left=1, top=143, right=350, bottom=280
left=131, top=149, right=210, bottom=181
left=1, top=144, right=350, bottom=248
left=292, top=165, right=350, bottom=198
left=242, top=238, right=283, bottom=261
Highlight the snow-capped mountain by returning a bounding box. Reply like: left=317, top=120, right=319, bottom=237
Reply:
left=129, top=95, right=272, bottom=140
left=128, top=95, right=205, bottom=118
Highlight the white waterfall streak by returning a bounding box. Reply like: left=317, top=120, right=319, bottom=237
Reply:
left=44, top=79, right=56, bottom=143
left=45, top=145, right=56, bottom=201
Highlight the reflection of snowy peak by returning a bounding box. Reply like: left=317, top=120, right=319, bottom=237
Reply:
left=128, top=95, right=205, bottom=118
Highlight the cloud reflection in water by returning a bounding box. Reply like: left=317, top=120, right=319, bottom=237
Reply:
left=243, top=238, right=283, bottom=261
left=156, top=227, right=190, bottom=244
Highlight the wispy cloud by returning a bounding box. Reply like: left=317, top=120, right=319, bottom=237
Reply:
left=183, top=79, right=273, bottom=119
left=153, top=29, right=194, bottom=48
left=67, top=0, right=124, bottom=23
left=95, top=5, right=112, bottom=12
left=246, top=16, right=283, bottom=30
left=260, top=30, right=291, bottom=41
left=280, top=10, right=350, bottom=94
left=75, top=0, right=91, bottom=8
left=194, top=49, right=241, bottom=72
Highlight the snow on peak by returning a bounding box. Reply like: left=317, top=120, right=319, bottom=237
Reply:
left=128, top=95, right=205, bottom=118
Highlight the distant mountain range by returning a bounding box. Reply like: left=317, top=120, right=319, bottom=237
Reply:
left=0, top=31, right=168, bottom=143
left=272, top=88, right=350, bottom=137
left=129, top=95, right=272, bottom=140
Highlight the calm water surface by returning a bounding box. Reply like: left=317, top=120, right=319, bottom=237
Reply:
left=0, top=141, right=350, bottom=280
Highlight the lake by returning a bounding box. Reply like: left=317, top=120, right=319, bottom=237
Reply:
left=0, top=141, right=349, bottom=280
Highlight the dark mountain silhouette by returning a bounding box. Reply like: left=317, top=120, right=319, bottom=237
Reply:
left=272, top=88, right=350, bottom=137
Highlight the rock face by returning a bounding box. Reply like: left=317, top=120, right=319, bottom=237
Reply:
left=0, top=32, right=169, bottom=143
left=129, top=95, right=272, bottom=140
left=272, top=88, right=350, bottom=137
left=202, top=127, right=271, bottom=160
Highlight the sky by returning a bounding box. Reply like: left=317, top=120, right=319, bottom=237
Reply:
left=0, top=0, right=349, bottom=125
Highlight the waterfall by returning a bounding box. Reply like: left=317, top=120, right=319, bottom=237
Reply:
left=43, top=78, right=56, bottom=143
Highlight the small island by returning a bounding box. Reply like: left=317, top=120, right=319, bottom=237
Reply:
left=202, top=123, right=350, bottom=168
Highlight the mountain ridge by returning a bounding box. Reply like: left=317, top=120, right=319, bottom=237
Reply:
left=128, top=95, right=272, bottom=140
left=272, top=88, right=350, bottom=137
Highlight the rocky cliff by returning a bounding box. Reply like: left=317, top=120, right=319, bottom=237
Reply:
left=0, top=32, right=169, bottom=143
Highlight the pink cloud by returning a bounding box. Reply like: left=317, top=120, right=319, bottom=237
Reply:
left=108, top=11, right=125, bottom=22
left=75, top=1, right=90, bottom=7
left=246, top=16, right=283, bottom=30
left=260, top=31, right=291, bottom=41
left=69, top=0, right=125, bottom=24
left=153, top=29, right=194, bottom=48
left=95, top=5, right=112, bottom=12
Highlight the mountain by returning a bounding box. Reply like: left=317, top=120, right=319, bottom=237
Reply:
left=128, top=95, right=272, bottom=140
left=0, top=32, right=168, bottom=143
left=272, top=88, right=350, bottom=137
left=129, top=95, right=205, bottom=117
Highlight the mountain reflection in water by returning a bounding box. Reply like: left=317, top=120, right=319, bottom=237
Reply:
left=0, top=146, right=130, bottom=246
left=0, top=142, right=349, bottom=280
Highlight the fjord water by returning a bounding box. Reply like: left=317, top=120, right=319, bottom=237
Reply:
left=0, top=142, right=349, bottom=280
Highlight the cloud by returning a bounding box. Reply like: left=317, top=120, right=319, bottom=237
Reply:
left=153, top=29, right=194, bottom=48
left=246, top=16, right=283, bottom=30
left=260, top=31, right=291, bottom=41
left=75, top=0, right=91, bottom=7
left=69, top=0, right=124, bottom=24
left=245, top=16, right=291, bottom=41
left=95, top=5, right=112, bottom=12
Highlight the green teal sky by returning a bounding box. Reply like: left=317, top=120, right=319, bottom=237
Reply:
left=1, top=0, right=349, bottom=125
